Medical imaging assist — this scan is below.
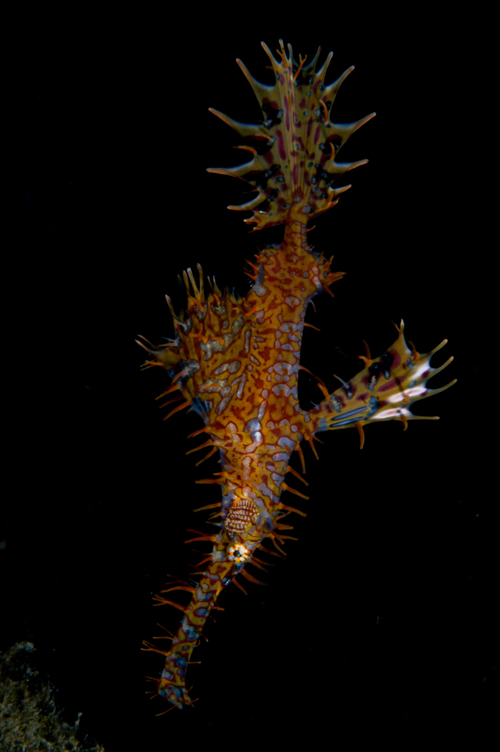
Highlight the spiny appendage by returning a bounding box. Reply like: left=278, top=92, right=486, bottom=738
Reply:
left=144, top=585, right=224, bottom=711
left=135, top=263, right=251, bottom=420
left=308, top=321, right=456, bottom=442
left=207, top=39, right=375, bottom=231
left=158, top=672, right=193, bottom=711
left=136, top=263, right=233, bottom=364
left=142, top=516, right=280, bottom=712
left=143, top=562, right=228, bottom=711
left=142, top=478, right=308, bottom=712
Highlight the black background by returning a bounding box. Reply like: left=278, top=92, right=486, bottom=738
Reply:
left=6, top=8, right=496, bottom=748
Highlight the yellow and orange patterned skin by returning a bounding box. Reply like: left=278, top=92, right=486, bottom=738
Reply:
left=139, top=41, right=455, bottom=710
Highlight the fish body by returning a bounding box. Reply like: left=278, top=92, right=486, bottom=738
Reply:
left=139, top=41, right=455, bottom=709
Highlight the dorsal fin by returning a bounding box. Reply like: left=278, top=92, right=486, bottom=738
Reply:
left=207, top=39, right=376, bottom=231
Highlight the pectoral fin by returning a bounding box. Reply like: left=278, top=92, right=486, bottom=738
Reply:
left=309, top=321, right=456, bottom=437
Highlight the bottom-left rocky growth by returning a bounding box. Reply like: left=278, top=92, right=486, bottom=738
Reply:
left=0, top=641, right=105, bottom=752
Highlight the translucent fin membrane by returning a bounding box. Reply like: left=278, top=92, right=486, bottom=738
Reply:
left=310, top=321, right=456, bottom=435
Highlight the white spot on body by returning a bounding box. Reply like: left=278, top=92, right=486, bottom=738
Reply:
left=278, top=436, right=296, bottom=452
left=257, top=483, right=280, bottom=504
left=253, top=283, right=267, bottom=296
left=245, top=418, right=262, bottom=433
left=236, top=374, right=247, bottom=398
left=217, top=394, right=233, bottom=414
left=214, top=360, right=241, bottom=375
left=273, top=362, right=294, bottom=375
left=257, top=401, right=267, bottom=420
left=199, top=378, right=227, bottom=393
left=272, top=384, right=291, bottom=397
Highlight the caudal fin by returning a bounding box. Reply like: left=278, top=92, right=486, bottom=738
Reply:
left=207, top=39, right=375, bottom=231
